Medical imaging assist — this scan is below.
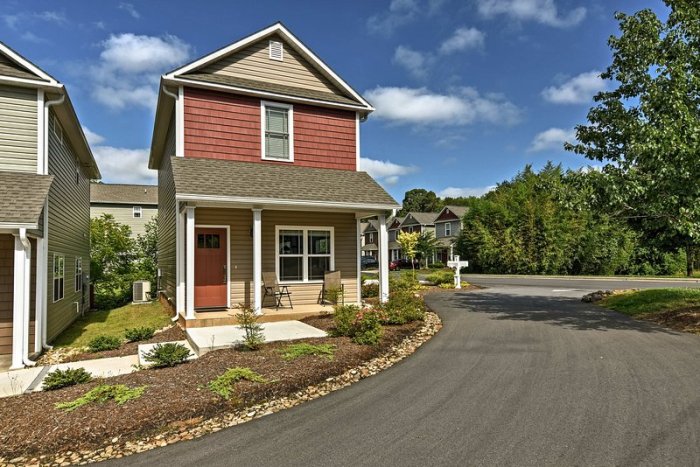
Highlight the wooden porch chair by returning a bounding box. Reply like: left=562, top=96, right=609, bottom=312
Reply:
left=262, top=272, right=293, bottom=310
left=319, top=270, right=344, bottom=305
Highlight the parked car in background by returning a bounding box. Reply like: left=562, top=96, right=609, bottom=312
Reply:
left=361, top=256, right=379, bottom=269
left=389, top=258, right=420, bottom=270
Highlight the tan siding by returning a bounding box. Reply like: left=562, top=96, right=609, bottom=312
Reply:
left=195, top=208, right=359, bottom=307
left=158, top=115, right=177, bottom=303
left=200, top=34, right=342, bottom=96
left=0, top=85, right=37, bottom=173
left=90, top=204, right=157, bottom=237
left=46, top=109, right=90, bottom=342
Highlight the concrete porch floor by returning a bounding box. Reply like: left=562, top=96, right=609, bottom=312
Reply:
left=180, top=303, right=335, bottom=328
left=186, top=320, right=328, bottom=355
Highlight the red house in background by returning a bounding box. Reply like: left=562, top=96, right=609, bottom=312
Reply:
left=149, top=23, right=399, bottom=326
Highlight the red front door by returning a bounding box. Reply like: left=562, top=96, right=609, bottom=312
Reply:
left=194, top=227, right=228, bottom=309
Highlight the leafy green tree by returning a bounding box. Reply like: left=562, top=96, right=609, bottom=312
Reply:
left=397, top=231, right=419, bottom=279
left=134, top=216, right=158, bottom=287
left=566, top=1, right=700, bottom=276
left=90, top=214, right=135, bottom=309
left=399, top=189, right=443, bottom=216
left=416, top=231, right=440, bottom=268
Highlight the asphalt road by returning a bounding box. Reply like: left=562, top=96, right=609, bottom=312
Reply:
left=106, top=285, right=700, bottom=466
left=462, top=274, right=700, bottom=291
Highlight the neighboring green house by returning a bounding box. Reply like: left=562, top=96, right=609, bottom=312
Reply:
left=0, top=42, right=100, bottom=369
left=90, top=183, right=158, bottom=237
left=434, top=205, right=468, bottom=263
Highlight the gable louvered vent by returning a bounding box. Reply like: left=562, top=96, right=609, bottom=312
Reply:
left=269, top=40, right=284, bottom=61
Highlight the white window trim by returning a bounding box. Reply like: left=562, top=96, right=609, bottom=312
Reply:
left=133, top=206, right=143, bottom=218
left=261, top=100, right=294, bottom=162
left=275, top=226, right=334, bottom=284
left=75, top=257, right=83, bottom=293
left=445, top=223, right=451, bottom=236
left=53, top=253, right=64, bottom=303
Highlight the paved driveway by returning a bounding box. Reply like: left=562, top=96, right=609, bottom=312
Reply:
left=106, top=286, right=700, bottom=466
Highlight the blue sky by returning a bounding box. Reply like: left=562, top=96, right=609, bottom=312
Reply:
left=2, top=0, right=668, bottom=201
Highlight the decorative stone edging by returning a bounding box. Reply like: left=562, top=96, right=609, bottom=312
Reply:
left=1, top=312, right=442, bottom=467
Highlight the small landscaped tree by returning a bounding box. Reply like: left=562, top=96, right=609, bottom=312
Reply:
left=397, top=231, right=419, bottom=279
left=416, top=231, right=439, bottom=268
left=90, top=214, right=135, bottom=309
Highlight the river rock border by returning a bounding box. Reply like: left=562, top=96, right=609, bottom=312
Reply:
left=2, top=311, right=442, bottom=467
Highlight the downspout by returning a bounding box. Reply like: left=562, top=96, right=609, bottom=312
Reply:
left=40, top=92, right=66, bottom=350
left=18, top=229, right=36, bottom=367
left=162, top=85, right=180, bottom=322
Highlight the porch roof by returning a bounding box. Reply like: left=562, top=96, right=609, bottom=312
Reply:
left=171, top=157, right=400, bottom=211
left=0, top=171, right=53, bottom=227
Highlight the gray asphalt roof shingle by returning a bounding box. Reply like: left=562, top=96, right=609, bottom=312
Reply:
left=90, top=183, right=158, bottom=205
left=0, top=171, right=53, bottom=225
left=171, top=157, right=399, bottom=209
left=182, top=73, right=362, bottom=106
left=404, top=212, right=438, bottom=225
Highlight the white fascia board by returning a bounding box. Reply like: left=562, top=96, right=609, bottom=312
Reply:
left=164, top=23, right=373, bottom=111
left=176, top=193, right=400, bottom=212
left=0, top=223, right=38, bottom=230
left=165, top=77, right=370, bottom=112
left=0, top=43, right=58, bottom=84
left=0, top=75, right=62, bottom=90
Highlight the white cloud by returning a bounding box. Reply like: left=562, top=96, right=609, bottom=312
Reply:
left=93, top=146, right=154, bottom=184
left=20, top=31, right=46, bottom=43
left=476, top=0, right=586, bottom=28
left=438, top=186, right=494, bottom=198
left=118, top=2, right=141, bottom=19
left=367, top=0, right=420, bottom=35
left=360, top=157, right=417, bottom=185
left=393, top=46, right=431, bottom=79
left=528, top=127, right=575, bottom=152
left=35, top=11, right=66, bottom=24
left=82, top=127, right=105, bottom=146
left=90, top=33, right=191, bottom=110
left=365, top=86, right=521, bottom=126
left=541, top=70, right=606, bottom=104
left=439, top=27, right=485, bottom=54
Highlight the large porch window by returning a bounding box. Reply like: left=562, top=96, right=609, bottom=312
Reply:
left=277, top=226, right=333, bottom=283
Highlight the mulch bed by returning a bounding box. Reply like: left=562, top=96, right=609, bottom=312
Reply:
left=639, top=307, right=700, bottom=334
left=36, top=326, right=188, bottom=365
left=0, top=318, right=421, bottom=460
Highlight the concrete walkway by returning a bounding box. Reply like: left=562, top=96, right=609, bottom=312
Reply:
left=187, top=320, right=327, bottom=354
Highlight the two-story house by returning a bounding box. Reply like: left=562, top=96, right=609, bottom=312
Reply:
left=361, top=219, right=378, bottom=259
left=434, top=205, right=468, bottom=263
left=149, top=23, right=399, bottom=325
left=0, top=42, right=100, bottom=369
left=387, top=216, right=404, bottom=261
left=400, top=212, right=437, bottom=235
left=90, top=183, right=158, bottom=238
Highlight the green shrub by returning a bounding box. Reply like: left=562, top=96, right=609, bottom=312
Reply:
left=332, top=304, right=361, bottom=337
left=280, top=343, right=335, bottom=361
left=390, top=271, right=421, bottom=293
left=429, top=262, right=445, bottom=269
left=42, top=368, right=93, bottom=391
left=208, top=367, right=267, bottom=400
left=56, top=384, right=146, bottom=412
left=426, top=269, right=454, bottom=285
left=362, top=282, right=379, bottom=298
left=87, top=335, right=122, bottom=352
left=142, top=342, right=192, bottom=368
left=351, top=308, right=384, bottom=345
left=236, top=305, right=265, bottom=350
left=124, top=326, right=155, bottom=343
left=380, top=290, right=426, bottom=324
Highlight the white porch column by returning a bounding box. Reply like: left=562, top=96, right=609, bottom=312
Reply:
left=356, top=216, right=362, bottom=304
left=252, top=208, right=262, bottom=315
left=378, top=213, right=389, bottom=303
left=10, top=232, right=28, bottom=369
left=176, top=202, right=185, bottom=315
left=185, top=206, right=196, bottom=319
left=34, top=236, right=45, bottom=354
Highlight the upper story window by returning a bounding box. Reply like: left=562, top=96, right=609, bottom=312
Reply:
left=368, top=232, right=374, bottom=243
left=261, top=101, right=294, bottom=162
left=445, top=223, right=451, bottom=236
left=133, top=206, right=142, bottom=218
left=51, top=113, right=63, bottom=146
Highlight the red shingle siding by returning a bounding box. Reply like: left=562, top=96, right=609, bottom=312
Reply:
left=435, top=210, right=459, bottom=222
left=183, top=87, right=357, bottom=170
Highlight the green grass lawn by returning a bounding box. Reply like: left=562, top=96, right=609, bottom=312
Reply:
left=602, top=288, right=700, bottom=317
left=52, top=301, right=173, bottom=348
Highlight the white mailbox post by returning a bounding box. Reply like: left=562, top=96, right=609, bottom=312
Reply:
left=447, top=255, right=469, bottom=289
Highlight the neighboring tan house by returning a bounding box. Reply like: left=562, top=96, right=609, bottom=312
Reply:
left=434, top=205, right=468, bottom=263
left=400, top=212, right=437, bottom=235
left=387, top=216, right=404, bottom=261
left=90, top=183, right=158, bottom=237
left=0, top=42, right=100, bottom=369
left=361, top=219, right=378, bottom=259
left=149, top=23, right=400, bottom=325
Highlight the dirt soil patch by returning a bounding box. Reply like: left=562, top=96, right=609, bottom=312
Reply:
left=0, top=319, right=421, bottom=460
left=638, top=307, right=700, bottom=334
